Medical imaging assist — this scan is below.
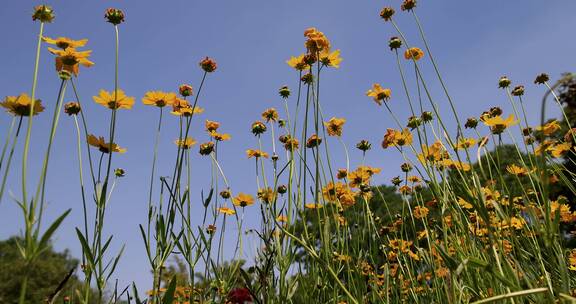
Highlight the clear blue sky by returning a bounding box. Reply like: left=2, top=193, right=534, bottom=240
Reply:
left=1, top=0, right=575, bottom=294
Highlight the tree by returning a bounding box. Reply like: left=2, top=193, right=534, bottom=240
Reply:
left=0, top=236, right=91, bottom=304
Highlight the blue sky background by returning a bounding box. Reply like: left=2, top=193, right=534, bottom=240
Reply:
left=1, top=0, right=575, bottom=294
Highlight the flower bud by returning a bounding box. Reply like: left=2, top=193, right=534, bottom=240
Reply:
left=400, top=0, right=417, bottom=11
left=199, top=142, right=214, bottom=155
left=32, top=5, right=55, bottom=23
left=277, top=185, right=287, bottom=194
left=421, top=111, right=433, bottom=122
left=388, top=36, right=402, bottom=50
left=379, top=7, right=395, bottom=21
left=400, top=162, right=412, bottom=172
left=511, top=85, right=525, bottom=96
left=465, top=117, right=478, bottom=129
left=356, top=140, right=372, bottom=152
left=251, top=121, right=267, bottom=136
left=407, top=116, right=422, bottom=129
left=114, top=168, right=126, bottom=177
left=199, top=57, right=217, bottom=72
left=220, top=189, right=231, bottom=199
left=301, top=73, right=314, bottom=84
left=59, top=70, right=72, bottom=80
left=391, top=176, right=403, bottom=186
left=498, top=76, right=511, bottom=88
left=64, top=102, right=81, bottom=115
left=105, top=8, right=125, bottom=25
left=306, top=134, right=322, bottom=148
left=534, top=73, right=549, bottom=85
left=179, top=84, right=194, bottom=97
left=279, top=85, right=291, bottom=99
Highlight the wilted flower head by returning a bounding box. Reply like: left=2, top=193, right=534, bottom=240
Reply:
left=301, top=73, right=314, bottom=84
left=306, top=134, right=322, bottom=148
left=421, top=111, right=433, bottom=122
left=388, top=36, right=403, bottom=50
left=87, top=134, right=126, bottom=153
left=534, top=73, right=550, bottom=85
left=199, top=57, right=217, bottom=72
left=404, top=47, right=424, bottom=61
left=379, top=7, right=395, bottom=21
left=366, top=84, right=391, bottom=105
left=511, top=85, right=525, bottom=96
left=400, top=0, right=417, bottom=11
left=283, top=137, right=299, bottom=151
left=64, top=101, right=81, bottom=115
left=32, top=5, right=55, bottom=23
left=199, top=142, right=214, bottom=155
left=205, top=120, right=220, bottom=132
left=93, top=89, right=134, bottom=110
left=356, top=140, right=372, bottom=152
left=279, top=85, right=291, bottom=98
left=465, top=117, right=478, bottom=129
left=407, top=116, right=422, bottom=129
left=251, top=121, right=267, bottom=135
left=179, top=84, right=194, bottom=97
left=324, top=117, right=346, bottom=136
left=1, top=94, right=44, bottom=116
left=105, top=8, right=125, bottom=25
left=498, top=76, right=512, bottom=88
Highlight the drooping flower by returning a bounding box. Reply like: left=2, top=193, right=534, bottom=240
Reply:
left=43, top=37, right=88, bottom=50
left=48, top=47, right=94, bottom=76
left=404, top=47, right=424, bottom=61
left=324, top=117, right=346, bottom=136
left=87, top=134, right=126, bottom=153
left=93, top=89, right=134, bottom=110
left=366, top=84, right=391, bottom=105
left=205, top=120, right=220, bottom=132
left=142, top=91, right=176, bottom=108
left=232, top=193, right=255, bottom=207
left=1, top=94, right=44, bottom=116
left=175, top=137, right=197, bottom=149
left=246, top=149, right=269, bottom=159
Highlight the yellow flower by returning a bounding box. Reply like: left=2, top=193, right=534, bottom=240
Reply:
left=276, top=215, right=288, bottom=223
left=549, top=142, right=572, bottom=158
left=382, top=128, right=412, bottom=148
left=506, top=164, right=532, bottom=177
left=366, top=84, right=391, bottom=105
left=568, top=249, right=576, bottom=271
left=205, top=120, right=220, bottom=132
left=175, top=137, right=197, bottom=149
left=246, top=149, right=269, bottom=159
left=87, top=134, right=126, bottom=153
left=305, top=203, right=323, bottom=209
left=93, top=89, right=134, bottom=110
left=347, top=169, right=370, bottom=189
left=404, top=47, right=425, bottom=61
left=171, top=98, right=204, bottom=116
left=413, top=206, right=429, bottom=219
left=42, top=36, right=88, bottom=49
left=456, top=137, right=476, bottom=150
left=286, top=54, right=309, bottom=71
left=142, top=91, right=176, bottom=108
left=232, top=193, right=255, bottom=207
left=457, top=197, right=473, bottom=209
left=320, top=49, right=342, bottom=68
left=210, top=131, right=231, bottom=141
left=483, top=114, right=518, bottom=134
left=262, top=108, right=279, bottom=122
left=537, top=120, right=561, bottom=136
left=218, top=206, right=236, bottom=216
left=258, top=187, right=277, bottom=204
left=324, top=117, right=346, bottom=136
left=48, top=47, right=94, bottom=76
left=0, top=94, right=44, bottom=116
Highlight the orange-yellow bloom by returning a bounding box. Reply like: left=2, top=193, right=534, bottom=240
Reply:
left=483, top=114, right=518, bottom=134
left=171, top=98, right=204, bottom=116
left=232, top=193, right=255, bottom=207
left=320, top=49, right=342, bottom=68
left=175, top=137, right=197, bottom=149
left=210, top=131, right=231, bottom=141
left=142, top=91, right=176, bottom=108
left=48, top=47, right=94, bottom=76
left=93, top=89, right=134, bottom=110
left=205, top=120, right=220, bottom=132
left=87, top=134, right=126, bottom=153
left=404, top=47, right=425, bottom=61
left=247, top=149, right=269, bottom=159
left=506, top=164, right=532, bottom=177
left=43, top=36, right=88, bottom=49
left=324, top=117, right=346, bottom=136
left=366, top=84, right=391, bottom=105
left=262, top=108, right=279, bottom=122
left=286, top=54, right=309, bottom=71
left=218, top=206, right=236, bottom=215
left=1, top=94, right=44, bottom=116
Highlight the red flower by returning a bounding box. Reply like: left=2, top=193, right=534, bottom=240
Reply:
left=228, top=288, right=252, bottom=304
